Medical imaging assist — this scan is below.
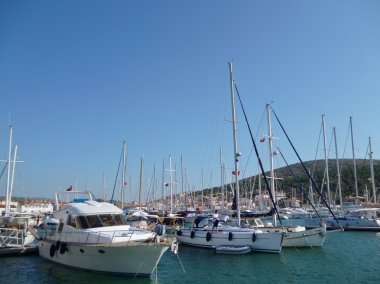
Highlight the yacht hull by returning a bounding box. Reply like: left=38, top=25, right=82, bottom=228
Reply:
left=176, top=229, right=283, bottom=253
left=38, top=239, right=169, bottom=277
left=282, top=226, right=326, bottom=247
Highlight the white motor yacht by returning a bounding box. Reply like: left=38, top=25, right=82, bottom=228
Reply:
left=36, top=191, right=170, bottom=277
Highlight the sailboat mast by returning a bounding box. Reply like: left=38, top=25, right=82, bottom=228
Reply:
left=5, top=124, right=13, bottom=216
left=369, top=137, right=377, bottom=204
left=229, top=61, right=241, bottom=226
left=220, top=146, right=225, bottom=210
left=138, top=157, right=143, bottom=210
left=210, top=171, right=213, bottom=209
left=266, top=103, right=276, bottom=225
left=181, top=155, right=184, bottom=207
left=9, top=145, right=18, bottom=208
left=322, top=115, right=332, bottom=206
left=333, top=127, right=343, bottom=207
left=103, top=172, right=107, bottom=201
left=258, top=169, right=262, bottom=210
left=350, top=116, right=359, bottom=204
left=121, top=141, right=126, bottom=208
left=161, top=159, right=164, bottom=206
left=169, top=154, right=173, bottom=215
left=201, top=170, right=204, bottom=208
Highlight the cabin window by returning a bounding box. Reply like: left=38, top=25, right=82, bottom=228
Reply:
left=67, top=215, right=77, bottom=228
left=114, top=214, right=125, bottom=225
left=183, top=221, right=193, bottom=230
left=99, top=214, right=115, bottom=226
left=86, top=215, right=103, bottom=228
left=78, top=216, right=90, bottom=229
left=58, top=222, right=64, bottom=233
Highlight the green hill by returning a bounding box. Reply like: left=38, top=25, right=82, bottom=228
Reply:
left=205, top=159, right=380, bottom=203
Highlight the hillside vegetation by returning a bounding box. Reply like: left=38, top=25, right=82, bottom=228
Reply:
left=237, top=159, right=380, bottom=201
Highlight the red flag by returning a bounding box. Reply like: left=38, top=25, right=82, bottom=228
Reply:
left=260, top=138, right=266, bottom=142
left=66, top=185, right=73, bottom=191
left=232, top=171, right=240, bottom=176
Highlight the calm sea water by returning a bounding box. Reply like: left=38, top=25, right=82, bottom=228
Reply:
left=1, top=230, right=379, bottom=284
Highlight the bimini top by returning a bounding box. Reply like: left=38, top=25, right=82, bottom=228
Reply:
left=62, top=200, right=123, bottom=215
left=53, top=190, right=122, bottom=215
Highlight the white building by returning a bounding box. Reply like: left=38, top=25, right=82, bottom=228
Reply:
left=20, top=203, right=54, bottom=214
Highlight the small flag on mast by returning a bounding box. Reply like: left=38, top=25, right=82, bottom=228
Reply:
left=260, top=138, right=265, bottom=142
left=66, top=185, right=73, bottom=191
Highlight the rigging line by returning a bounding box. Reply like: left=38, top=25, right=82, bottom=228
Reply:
left=270, top=106, right=343, bottom=231
left=327, top=127, right=339, bottom=197
left=340, top=120, right=351, bottom=169
left=146, top=166, right=156, bottom=205
left=242, top=107, right=266, bottom=177
left=358, top=143, right=370, bottom=184
left=0, top=161, right=8, bottom=181
left=0, top=145, right=17, bottom=181
left=110, top=148, right=123, bottom=203
left=233, top=83, right=282, bottom=225
left=312, top=120, right=323, bottom=178
left=276, top=146, right=322, bottom=220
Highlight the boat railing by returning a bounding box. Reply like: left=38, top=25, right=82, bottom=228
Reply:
left=0, top=227, right=26, bottom=247
left=48, top=228, right=153, bottom=246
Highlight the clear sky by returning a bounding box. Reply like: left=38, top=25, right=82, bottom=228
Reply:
left=1, top=1, right=380, bottom=200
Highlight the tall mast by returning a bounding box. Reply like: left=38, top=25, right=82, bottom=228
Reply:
left=369, top=137, right=377, bottom=204
left=210, top=171, right=213, bottom=209
left=322, top=115, right=332, bottom=206
left=5, top=124, right=13, bottom=216
left=258, top=169, right=262, bottom=210
left=220, top=146, right=225, bottom=210
left=138, top=157, right=143, bottom=210
left=229, top=61, right=241, bottom=226
left=121, top=141, right=127, bottom=208
left=181, top=155, right=184, bottom=208
left=169, top=154, right=173, bottom=215
left=350, top=116, right=359, bottom=204
left=103, top=172, right=107, bottom=201
left=161, top=159, right=165, bottom=207
left=266, top=103, right=276, bottom=225
left=333, top=127, right=343, bottom=207
left=9, top=145, right=18, bottom=209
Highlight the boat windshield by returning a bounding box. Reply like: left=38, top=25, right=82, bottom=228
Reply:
left=193, top=216, right=210, bottom=228
left=73, top=214, right=126, bottom=229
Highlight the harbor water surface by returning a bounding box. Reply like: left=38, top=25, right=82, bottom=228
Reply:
left=1, top=230, right=379, bottom=284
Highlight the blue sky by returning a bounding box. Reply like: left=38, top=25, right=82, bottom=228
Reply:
left=1, top=1, right=380, bottom=200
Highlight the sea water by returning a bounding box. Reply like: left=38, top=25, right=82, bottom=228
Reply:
left=1, top=230, right=379, bottom=284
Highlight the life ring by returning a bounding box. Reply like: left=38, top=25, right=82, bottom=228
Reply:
left=206, top=232, right=212, bottom=242
left=177, top=230, right=183, bottom=236
left=252, top=232, right=256, bottom=243
left=59, top=242, right=67, bottom=254
left=55, top=240, right=61, bottom=251
left=49, top=244, right=56, bottom=257
left=228, top=232, right=233, bottom=241
left=190, top=231, right=195, bottom=238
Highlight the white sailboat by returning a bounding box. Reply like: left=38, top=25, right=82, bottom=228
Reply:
left=1, top=124, right=38, bottom=255
left=176, top=62, right=284, bottom=253
left=305, top=119, right=380, bottom=231
left=252, top=104, right=327, bottom=248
